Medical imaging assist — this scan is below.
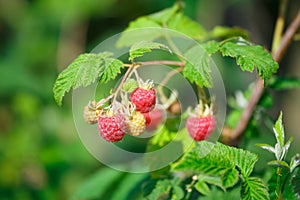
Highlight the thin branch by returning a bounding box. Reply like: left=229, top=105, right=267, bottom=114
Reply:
left=225, top=9, right=300, bottom=145
left=137, top=60, right=185, bottom=67
left=112, top=64, right=134, bottom=103
left=157, top=66, right=184, bottom=102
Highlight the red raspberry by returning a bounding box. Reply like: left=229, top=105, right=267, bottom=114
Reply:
left=186, top=116, right=215, bottom=141
left=143, top=109, right=163, bottom=131
left=130, top=87, right=156, bottom=113
left=98, top=114, right=126, bottom=142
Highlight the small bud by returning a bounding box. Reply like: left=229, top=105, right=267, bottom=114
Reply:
left=192, top=175, right=198, bottom=181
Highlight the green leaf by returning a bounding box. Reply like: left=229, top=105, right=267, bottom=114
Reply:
left=123, top=78, right=138, bottom=92
left=195, top=181, right=211, bottom=195
left=172, top=141, right=258, bottom=179
left=129, top=41, right=170, bottom=61
left=210, top=26, right=249, bottom=39
left=198, top=175, right=225, bottom=191
left=270, top=77, right=300, bottom=90
left=144, top=179, right=173, bottom=200
left=147, top=125, right=177, bottom=150
left=53, top=52, right=123, bottom=106
left=267, top=160, right=290, bottom=169
left=172, top=141, right=234, bottom=176
left=167, top=12, right=207, bottom=40
left=201, top=40, right=220, bottom=55
left=273, top=111, right=284, bottom=147
left=200, top=186, right=241, bottom=200
left=222, top=168, right=239, bottom=188
left=229, top=146, right=258, bottom=178
left=71, top=167, right=123, bottom=200
left=116, top=4, right=208, bottom=47
left=171, top=186, right=185, bottom=200
left=116, top=17, right=162, bottom=48
left=110, top=173, right=148, bottom=200
left=291, top=170, right=300, bottom=199
left=241, top=177, right=270, bottom=200
left=290, top=154, right=300, bottom=173
left=183, top=45, right=212, bottom=87
left=256, top=143, right=276, bottom=154
left=148, top=4, right=180, bottom=24
left=219, top=37, right=278, bottom=81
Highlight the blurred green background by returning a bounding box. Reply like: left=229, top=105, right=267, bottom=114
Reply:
left=0, top=0, right=299, bottom=199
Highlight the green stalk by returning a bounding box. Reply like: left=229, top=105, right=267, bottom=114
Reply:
left=271, top=0, right=289, bottom=53
left=275, top=167, right=283, bottom=200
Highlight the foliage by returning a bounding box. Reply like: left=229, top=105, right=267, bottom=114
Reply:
left=1, top=0, right=297, bottom=199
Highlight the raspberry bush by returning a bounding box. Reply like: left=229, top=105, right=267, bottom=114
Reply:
left=53, top=2, right=300, bottom=200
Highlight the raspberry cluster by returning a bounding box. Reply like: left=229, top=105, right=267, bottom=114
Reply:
left=84, top=78, right=162, bottom=142
left=83, top=72, right=215, bottom=143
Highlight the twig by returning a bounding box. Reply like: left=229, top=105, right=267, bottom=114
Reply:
left=137, top=60, right=185, bottom=67
left=157, top=66, right=184, bottom=102
left=226, top=10, right=300, bottom=145
left=112, top=64, right=134, bottom=103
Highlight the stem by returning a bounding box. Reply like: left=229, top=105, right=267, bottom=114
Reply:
left=272, top=0, right=289, bottom=52
left=280, top=172, right=291, bottom=198
left=157, top=66, right=184, bottom=103
left=137, top=60, right=185, bottom=67
left=273, top=10, right=300, bottom=61
left=276, top=167, right=283, bottom=200
left=112, top=64, right=134, bottom=103
left=224, top=9, right=300, bottom=145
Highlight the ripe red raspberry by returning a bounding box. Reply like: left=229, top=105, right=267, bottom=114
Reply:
left=126, top=111, right=146, bottom=136
left=186, top=115, right=215, bottom=141
left=186, top=101, right=216, bottom=141
left=130, top=87, right=156, bottom=113
left=143, top=108, right=163, bottom=131
left=98, top=113, right=126, bottom=142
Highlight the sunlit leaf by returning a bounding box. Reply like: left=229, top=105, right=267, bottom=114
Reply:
left=219, top=37, right=278, bottom=81
left=53, top=52, right=123, bottom=106
left=167, top=12, right=207, bottom=40
left=273, top=111, right=285, bottom=147
left=129, top=41, right=170, bottom=61
left=183, top=45, right=212, bottom=87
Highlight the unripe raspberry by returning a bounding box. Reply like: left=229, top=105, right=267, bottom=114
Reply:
left=126, top=111, right=146, bottom=136
left=84, top=101, right=100, bottom=124
left=98, top=113, right=126, bottom=142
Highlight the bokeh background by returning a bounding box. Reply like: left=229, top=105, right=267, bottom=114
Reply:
left=0, top=0, right=299, bottom=199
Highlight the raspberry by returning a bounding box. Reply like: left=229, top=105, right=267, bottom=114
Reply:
left=186, top=101, right=216, bottom=141
left=186, top=116, right=216, bottom=141
left=126, top=111, right=146, bottom=136
left=143, top=109, right=163, bottom=131
left=98, top=113, right=126, bottom=142
left=130, top=87, right=156, bottom=113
